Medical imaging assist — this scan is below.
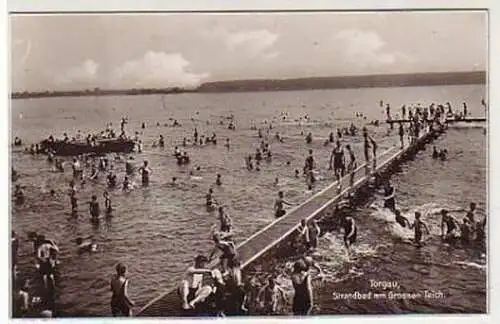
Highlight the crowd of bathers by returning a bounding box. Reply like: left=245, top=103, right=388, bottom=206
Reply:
left=11, top=100, right=485, bottom=317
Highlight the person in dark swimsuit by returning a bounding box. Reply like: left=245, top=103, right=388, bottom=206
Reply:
left=394, top=210, right=411, bottom=228
left=345, top=144, right=357, bottom=186
left=103, top=191, right=113, bottom=214
left=363, top=128, right=370, bottom=162
left=329, top=141, right=345, bottom=180
left=274, top=191, right=292, bottom=218
left=209, top=233, right=237, bottom=273
left=110, top=263, right=135, bottom=316
left=399, top=122, right=405, bottom=148
left=218, top=206, right=232, bottom=233
left=432, top=146, right=439, bottom=159
left=89, top=195, right=100, bottom=222
left=383, top=181, right=396, bottom=212
left=410, top=212, right=430, bottom=248
left=139, top=161, right=152, bottom=186
left=303, top=149, right=315, bottom=175
left=291, top=260, right=313, bottom=316
left=342, top=216, right=357, bottom=249
left=440, top=209, right=459, bottom=242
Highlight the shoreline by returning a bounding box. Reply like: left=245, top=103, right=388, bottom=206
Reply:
left=11, top=71, right=486, bottom=100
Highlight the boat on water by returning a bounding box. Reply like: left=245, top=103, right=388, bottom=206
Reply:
left=39, top=138, right=135, bottom=156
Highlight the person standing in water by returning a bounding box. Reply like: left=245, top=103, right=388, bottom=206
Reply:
left=440, top=209, right=459, bottom=242
left=329, top=141, right=345, bottom=180
left=398, top=122, right=405, bottom=148
left=103, top=191, right=113, bottom=215
left=291, top=260, right=313, bottom=316
left=256, top=276, right=288, bottom=315
left=139, top=161, right=152, bottom=186
left=410, top=212, right=430, bottom=248
left=89, top=195, right=100, bottom=222
left=345, top=144, right=357, bottom=186
left=218, top=206, right=232, bottom=233
left=110, top=263, right=135, bottom=316
left=383, top=181, right=396, bottom=212
left=274, top=191, right=292, bottom=218
left=342, top=216, right=357, bottom=250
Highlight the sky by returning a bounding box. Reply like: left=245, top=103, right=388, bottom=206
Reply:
left=10, top=11, right=487, bottom=91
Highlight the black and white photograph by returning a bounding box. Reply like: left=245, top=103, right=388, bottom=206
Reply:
left=8, top=7, right=488, bottom=319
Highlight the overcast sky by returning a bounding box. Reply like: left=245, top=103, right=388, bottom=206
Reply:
left=10, top=11, right=487, bottom=91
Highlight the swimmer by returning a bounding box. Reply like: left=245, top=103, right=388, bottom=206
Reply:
left=274, top=177, right=279, bottom=186
left=304, top=149, right=315, bottom=174
left=383, top=181, right=396, bottom=212
left=122, top=176, right=132, bottom=191
left=399, top=122, right=405, bottom=148
left=274, top=191, right=292, bottom=218
left=89, top=195, right=100, bottom=221
left=206, top=188, right=218, bottom=210
left=75, top=236, right=97, bottom=253
left=297, top=219, right=310, bottom=250
left=294, top=169, right=300, bottom=178
left=14, top=184, right=25, bottom=205
left=440, top=209, right=459, bottom=242
left=139, top=161, right=152, bottom=186
left=218, top=206, right=233, bottom=233
left=107, top=171, right=117, bottom=188
left=309, top=220, right=321, bottom=250
left=459, top=218, right=472, bottom=244
left=432, top=146, right=439, bottom=159
left=225, top=138, right=230, bottom=150
left=216, top=174, right=222, bottom=186
left=103, top=191, right=113, bottom=214
left=410, top=212, right=430, bottom=248
left=256, top=276, right=288, bottom=315
left=342, top=216, right=357, bottom=250
left=330, top=141, right=345, bottom=180
left=394, top=210, right=411, bottom=228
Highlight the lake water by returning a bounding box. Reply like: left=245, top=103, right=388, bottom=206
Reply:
left=11, top=84, right=487, bottom=315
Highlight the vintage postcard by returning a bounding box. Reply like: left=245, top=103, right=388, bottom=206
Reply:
left=9, top=8, right=488, bottom=319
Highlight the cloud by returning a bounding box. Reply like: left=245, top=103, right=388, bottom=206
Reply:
left=111, top=51, right=209, bottom=88
left=56, top=59, right=98, bottom=85
left=205, top=28, right=280, bottom=61
left=334, top=29, right=413, bottom=68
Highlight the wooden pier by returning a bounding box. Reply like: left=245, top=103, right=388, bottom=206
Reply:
left=137, top=126, right=443, bottom=317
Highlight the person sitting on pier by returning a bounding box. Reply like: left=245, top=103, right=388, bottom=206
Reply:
left=256, top=276, right=288, bottom=315
left=394, top=210, right=411, bottom=228
left=274, top=191, right=292, bottom=218
left=383, top=181, right=396, bottom=212
left=180, top=255, right=220, bottom=311
left=342, top=216, right=357, bottom=250
left=410, top=212, right=430, bottom=248
left=329, top=140, right=345, bottom=180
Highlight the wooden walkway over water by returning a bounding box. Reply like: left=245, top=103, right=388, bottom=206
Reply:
left=138, top=126, right=442, bottom=317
